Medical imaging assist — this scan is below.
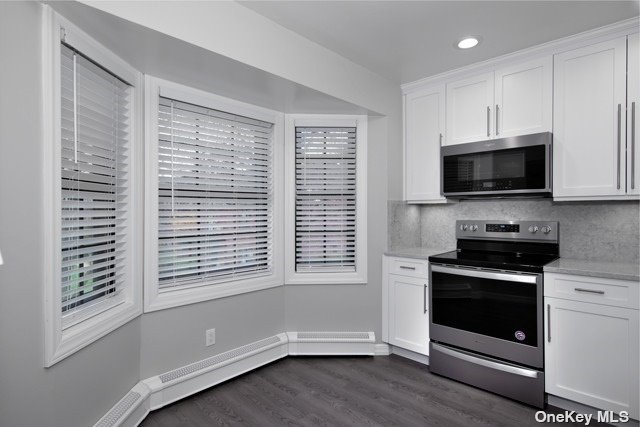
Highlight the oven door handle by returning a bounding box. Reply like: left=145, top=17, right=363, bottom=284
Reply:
left=432, top=343, right=540, bottom=379
left=430, top=264, right=539, bottom=284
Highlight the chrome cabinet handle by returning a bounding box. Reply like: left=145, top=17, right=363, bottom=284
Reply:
left=618, top=103, right=622, bottom=190
left=487, top=106, right=491, bottom=137
left=399, top=265, right=415, bottom=270
left=547, top=304, right=551, bottom=343
left=495, top=104, right=499, bottom=135
left=423, top=284, right=427, bottom=314
left=632, top=102, right=636, bottom=190
left=574, top=287, right=605, bottom=295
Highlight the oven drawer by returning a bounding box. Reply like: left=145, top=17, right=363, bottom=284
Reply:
left=544, top=273, right=639, bottom=309
left=388, top=257, right=428, bottom=278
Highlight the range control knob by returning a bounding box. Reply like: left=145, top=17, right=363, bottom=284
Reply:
left=528, top=225, right=539, bottom=233
left=471, top=225, right=478, bottom=231
left=541, top=226, right=552, bottom=234
left=460, top=224, right=468, bottom=231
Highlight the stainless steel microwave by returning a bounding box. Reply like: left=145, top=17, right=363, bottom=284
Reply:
left=441, top=132, right=552, bottom=198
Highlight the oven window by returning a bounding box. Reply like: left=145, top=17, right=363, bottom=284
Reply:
left=431, top=270, right=538, bottom=346
left=443, top=144, right=546, bottom=193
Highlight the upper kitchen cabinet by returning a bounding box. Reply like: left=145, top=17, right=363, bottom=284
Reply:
left=553, top=36, right=636, bottom=200
left=444, top=57, right=552, bottom=145
left=404, top=85, right=447, bottom=203
left=445, top=72, right=494, bottom=145
left=494, top=57, right=552, bottom=139
left=628, top=33, right=639, bottom=196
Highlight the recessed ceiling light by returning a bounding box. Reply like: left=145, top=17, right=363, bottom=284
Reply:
left=456, top=37, right=480, bottom=49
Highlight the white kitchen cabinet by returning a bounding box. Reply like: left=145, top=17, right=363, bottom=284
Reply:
left=404, top=85, right=447, bottom=203
left=544, top=273, right=639, bottom=419
left=494, top=57, right=552, bottom=138
left=445, top=72, right=494, bottom=145
left=628, top=33, right=640, bottom=196
left=382, top=256, right=429, bottom=355
left=553, top=37, right=628, bottom=199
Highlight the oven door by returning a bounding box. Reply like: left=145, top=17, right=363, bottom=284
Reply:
left=429, top=264, right=543, bottom=368
left=441, top=132, right=551, bottom=197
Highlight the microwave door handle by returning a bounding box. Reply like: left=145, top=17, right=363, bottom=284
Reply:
left=430, top=264, right=538, bottom=284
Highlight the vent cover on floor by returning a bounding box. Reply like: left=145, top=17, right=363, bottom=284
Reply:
left=95, top=391, right=141, bottom=427
left=159, top=335, right=283, bottom=383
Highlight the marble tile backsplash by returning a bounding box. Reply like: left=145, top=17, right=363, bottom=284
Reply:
left=388, top=199, right=640, bottom=263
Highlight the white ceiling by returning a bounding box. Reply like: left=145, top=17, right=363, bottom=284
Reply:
left=240, top=1, right=640, bottom=84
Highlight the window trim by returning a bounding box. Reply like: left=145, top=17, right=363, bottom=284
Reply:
left=43, top=8, right=143, bottom=367
left=144, top=76, right=284, bottom=312
left=284, top=115, right=368, bottom=285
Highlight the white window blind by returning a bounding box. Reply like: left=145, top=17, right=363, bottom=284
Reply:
left=295, top=127, right=357, bottom=272
left=157, top=97, right=274, bottom=290
left=60, top=44, right=131, bottom=322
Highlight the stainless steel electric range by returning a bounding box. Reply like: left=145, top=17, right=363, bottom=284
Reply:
left=428, top=220, right=559, bottom=408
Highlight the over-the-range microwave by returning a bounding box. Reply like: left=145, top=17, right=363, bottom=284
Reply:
left=441, top=132, right=552, bottom=198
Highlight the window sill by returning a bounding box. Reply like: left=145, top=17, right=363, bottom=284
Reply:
left=144, top=274, right=284, bottom=313
left=45, top=299, right=141, bottom=367
left=285, top=272, right=368, bottom=286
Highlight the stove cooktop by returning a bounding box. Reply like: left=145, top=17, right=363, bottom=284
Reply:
left=428, top=249, right=559, bottom=273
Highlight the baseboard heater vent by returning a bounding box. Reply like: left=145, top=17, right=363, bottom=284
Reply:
left=295, top=331, right=373, bottom=342
left=287, top=331, right=375, bottom=356
left=94, top=391, right=141, bottom=427
left=159, top=335, right=283, bottom=384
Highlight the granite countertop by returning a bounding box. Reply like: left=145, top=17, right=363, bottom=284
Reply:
left=544, top=258, right=640, bottom=282
left=384, top=247, right=451, bottom=260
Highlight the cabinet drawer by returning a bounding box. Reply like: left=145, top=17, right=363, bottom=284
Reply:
left=544, top=273, right=639, bottom=309
left=389, top=258, right=428, bottom=278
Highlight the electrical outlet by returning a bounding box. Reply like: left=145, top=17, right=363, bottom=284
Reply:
left=205, top=328, right=216, bottom=346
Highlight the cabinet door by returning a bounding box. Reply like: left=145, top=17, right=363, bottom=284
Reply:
left=628, top=33, right=640, bottom=196
left=404, top=86, right=446, bottom=202
left=445, top=72, right=494, bottom=145
left=494, top=57, right=552, bottom=138
left=553, top=37, right=627, bottom=198
left=545, top=298, right=639, bottom=419
left=388, top=274, right=429, bottom=355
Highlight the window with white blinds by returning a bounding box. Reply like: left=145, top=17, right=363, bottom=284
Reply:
left=295, top=127, right=357, bottom=272
left=157, top=97, right=274, bottom=290
left=60, top=44, right=131, bottom=323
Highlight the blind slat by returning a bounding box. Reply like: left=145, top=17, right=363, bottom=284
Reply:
left=295, top=127, right=357, bottom=272
left=157, top=96, right=274, bottom=289
left=60, top=44, right=131, bottom=322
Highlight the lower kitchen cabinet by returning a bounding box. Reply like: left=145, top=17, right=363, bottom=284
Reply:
left=382, top=256, right=429, bottom=355
left=544, top=273, right=639, bottom=419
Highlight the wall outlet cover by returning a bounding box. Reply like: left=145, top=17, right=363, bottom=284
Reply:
left=205, top=328, right=215, bottom=347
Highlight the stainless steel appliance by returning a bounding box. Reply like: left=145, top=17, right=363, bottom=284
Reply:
left=441, top=132, right=552, bottom=198
left=428, top=220, right=559, bottom=408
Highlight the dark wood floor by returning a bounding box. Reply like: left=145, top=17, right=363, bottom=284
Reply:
left=142, top=355, right=605, bottom=427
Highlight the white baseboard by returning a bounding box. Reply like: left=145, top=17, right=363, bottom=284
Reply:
left=94, top=382, right=151, bottom=427
left=374, top=343, right=390, bottom=355
left=143, top=333, right=289, bottom=410
left=286, top=331, right=376, bottom=355
left=95, top=331, right=376, bottom=426
left=547, top=395, right=639, bottom=427
left=390, top=345, right=429, bottom=365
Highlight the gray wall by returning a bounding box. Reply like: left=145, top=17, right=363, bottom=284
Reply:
left=140, top=287, right=285, bottom=378
left=388, top=199, right=640, bottom=263
left=0, top=3, right=141, bottom=426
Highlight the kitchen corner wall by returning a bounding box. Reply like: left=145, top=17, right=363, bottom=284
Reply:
left=388, top=199, right=640, bottom=263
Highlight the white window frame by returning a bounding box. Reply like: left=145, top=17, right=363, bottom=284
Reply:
left=43, top=8, right=143, bottom=367
left=144, top=77, right=284, bottom=312
left=284, top=115, right=368, bottom=285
